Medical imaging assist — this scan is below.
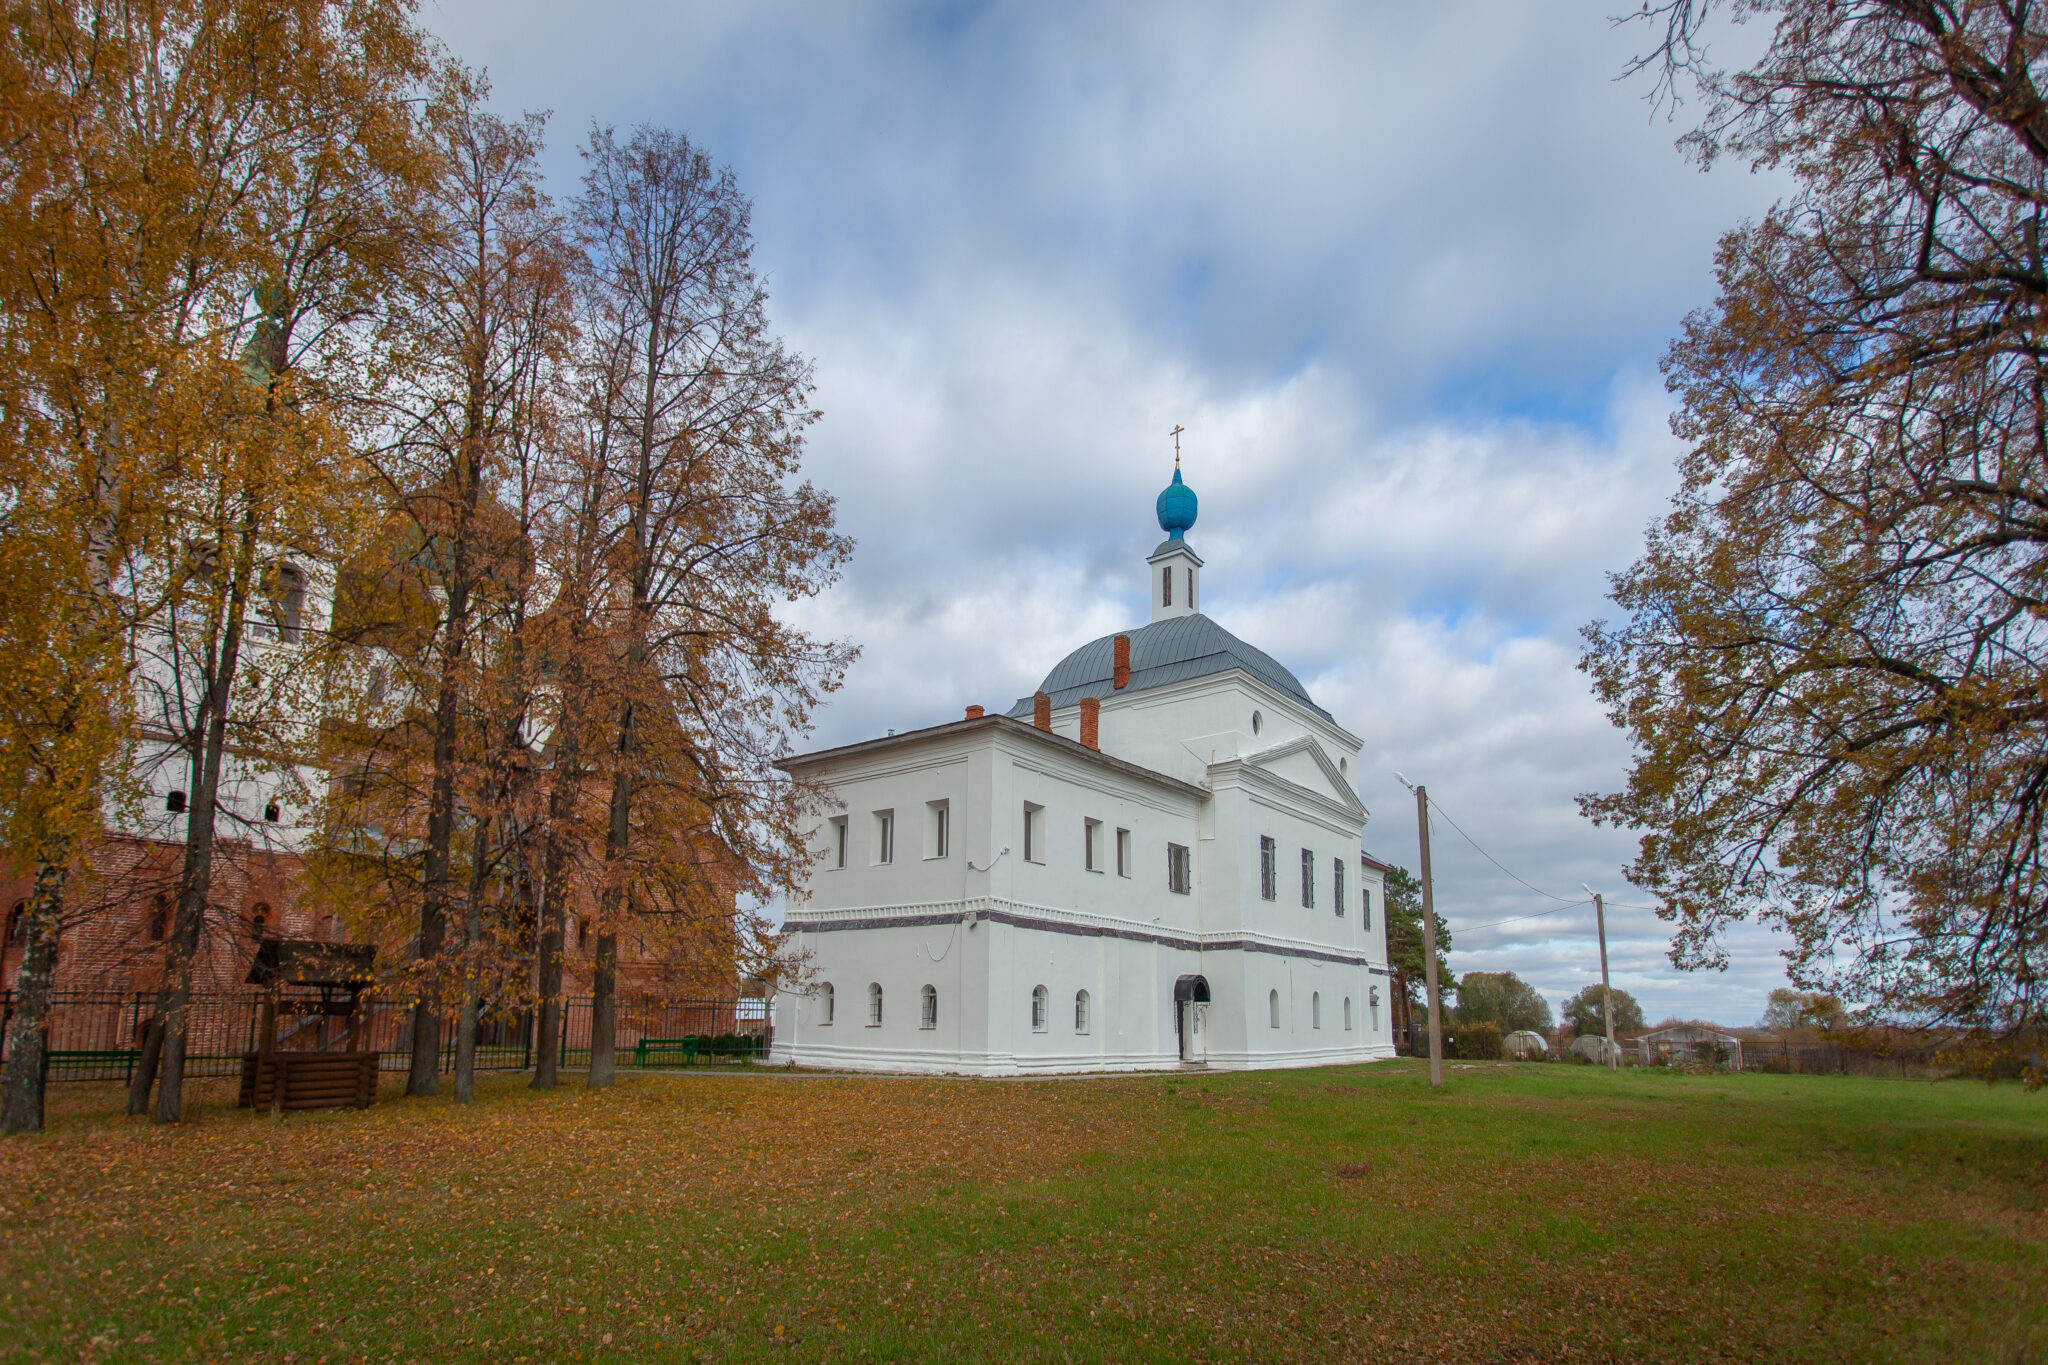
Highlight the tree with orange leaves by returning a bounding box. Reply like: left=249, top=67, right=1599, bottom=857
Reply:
left=555, top=123, right=854, bottom=1089
left=1591, top=2, right=2048, bottom=1041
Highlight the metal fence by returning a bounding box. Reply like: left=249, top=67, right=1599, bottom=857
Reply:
left=0, top=990, right=772, bottom=1083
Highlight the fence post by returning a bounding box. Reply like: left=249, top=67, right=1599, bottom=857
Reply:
left=522, top=1009, right=532, bottom=1072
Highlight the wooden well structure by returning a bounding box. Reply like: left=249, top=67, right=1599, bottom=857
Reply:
left=237, top=938, right=380, bottom=1112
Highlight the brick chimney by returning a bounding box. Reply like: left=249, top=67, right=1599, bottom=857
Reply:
left=1032, top=690, right=1051, bottom=731
left=965, top=705, right=984, bottom=719
left=1112, top=634, right=1131, bottom=690
left=1079, top=697, right=1100, bottom=750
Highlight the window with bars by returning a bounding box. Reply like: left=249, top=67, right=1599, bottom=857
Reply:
left=867, top=982, right=883, bottom=1027
left=1167, top=843, right=1192, bottom=895
left=920, top=984, right=938, bottom=1030
left=1260, top=836, right=1277, bottom=901
left=1075, top=990, right=1091, bottom=1034
left=1031, top=984, right=1049, bottom=1032
left=1333, top=857, right=1345, bottom=917
left=1300, top=848, right=1315, bottom=908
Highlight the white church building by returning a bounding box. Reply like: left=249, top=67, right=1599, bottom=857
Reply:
left=769, top=465, right=1396, bottom=1073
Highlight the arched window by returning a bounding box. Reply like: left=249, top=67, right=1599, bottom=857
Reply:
left=4, top=900, right=22, bottom=946
left=1344, top=996, right=1354, bottom=1031
left=249, top=902, right=271, bottom=941
left=1074, top=989, right=1091, bottom=1034
left=1031, top=984, right=1048, bottom=1032
left=1268, top=988, right=1280, bottom=1029
left=1162, top=565, right=1172, bottom=607
left=820, top=982, right=835, bottom=1025
left=1312, top=992, right=1322, bottom=1029
left=149, top=894, right=172, bottom=942
left=867, top=982, right=883, bottom=1027
left=920, top=984, right=938, bottom=1030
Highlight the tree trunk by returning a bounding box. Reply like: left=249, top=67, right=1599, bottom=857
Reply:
left=453, top=814, right=491, bottom=1104
left=124, top=1011, right=164, bottom=1116
left=529, top=709, right=580, bottom=1091
left=1, top=843, right=69, bottom=1134
left=586, top=761, right=633, bottom=1092
left=587, top=931, right=616, bottom=1088
left=155, top=499, right=263, bottom=1124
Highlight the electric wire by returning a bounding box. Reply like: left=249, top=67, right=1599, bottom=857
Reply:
left=1407, top=789, right=1667, bottom=930
left=1420, top=792, right=1582, bottom=903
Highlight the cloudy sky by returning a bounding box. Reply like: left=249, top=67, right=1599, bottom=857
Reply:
left=427, top=0, right=1798, bottom=1026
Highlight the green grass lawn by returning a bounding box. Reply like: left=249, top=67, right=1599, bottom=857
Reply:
left=1, top=1060, right=2041, bottom=1362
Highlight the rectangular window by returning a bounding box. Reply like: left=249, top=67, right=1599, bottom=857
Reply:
left=1167, top=842, right=1192, bottom=895
left=830, top=816, right=848, bottom=869
left=1162, top=565, right=1172, bottom=606
left=1333, top=857, right=1345, bottom=917
left=1300, top=848, right=1315, bottom=908
left=875, top=810, right=894, bottom=865
left=1362, top=885, right=1373, bottom=930
left=1115, top=827, right=1131, bottom=877
left=1084, top=818, right=1103, bottom=872
left=927, top=800, right=950, bottom=860
left=1187, top=567, right=1196, bottom=611
left=1259, top=836, right=1277, bottom=901
left=1023, top=802, right=1044, bottom=863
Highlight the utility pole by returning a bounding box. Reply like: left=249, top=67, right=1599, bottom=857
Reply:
left=1413, top=781, right=1444, bottom=1089
left=1584, top=884, right=1618, bottom=1071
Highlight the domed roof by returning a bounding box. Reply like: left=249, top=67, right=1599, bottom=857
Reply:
left=1008, top=613, right=1330, bottom=720
left=1155, top=465, right=1197, bottom=539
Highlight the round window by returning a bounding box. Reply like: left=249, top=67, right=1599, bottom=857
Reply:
left=1251, top=710, right=1263, bottom=735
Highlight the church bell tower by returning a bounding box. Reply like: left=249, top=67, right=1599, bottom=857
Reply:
left=1148, top=460, right=1201, bottom=622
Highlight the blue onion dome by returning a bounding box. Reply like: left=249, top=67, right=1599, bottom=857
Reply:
left=1156, top=465, right=1198, bottom=540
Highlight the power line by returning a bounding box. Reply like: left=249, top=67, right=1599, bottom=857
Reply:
left=1457, top=900, right=1591, bottom=933
left=1421, top=793, right=1582, bottom=904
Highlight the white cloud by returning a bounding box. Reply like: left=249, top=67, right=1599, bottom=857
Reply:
left=426, top=0, right=1803, bottom=1026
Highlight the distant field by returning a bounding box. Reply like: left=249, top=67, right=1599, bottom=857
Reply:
left=0, top=1060, right=2041, bottom=1362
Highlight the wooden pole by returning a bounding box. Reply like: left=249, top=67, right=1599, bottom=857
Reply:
left=1416, top=783, right=1444, bottom=1089
left=1594, top=891, right=1617, bottom=1071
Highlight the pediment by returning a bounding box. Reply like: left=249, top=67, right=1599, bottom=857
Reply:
left=1247, top=737, right=1364, bottom=817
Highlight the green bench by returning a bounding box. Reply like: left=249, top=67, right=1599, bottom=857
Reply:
left=633, top=1037, right=701, bottom=1067
left=632, top=1035, right=768, bottom=1067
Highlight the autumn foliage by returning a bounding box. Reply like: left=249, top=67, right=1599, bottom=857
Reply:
left=1590, top=1, right=2048, bottom=1041
left=0, top=2, right=851, bottom=1129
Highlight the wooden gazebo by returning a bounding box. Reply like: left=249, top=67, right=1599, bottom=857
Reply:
left=237, top=938, right=381, bottom=1112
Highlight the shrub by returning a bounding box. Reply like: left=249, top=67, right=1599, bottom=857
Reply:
left=1448, top=1021, right=1502, bottom=1060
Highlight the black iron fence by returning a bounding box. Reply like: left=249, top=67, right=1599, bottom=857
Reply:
left=0, top=990, right=772, bottom=1083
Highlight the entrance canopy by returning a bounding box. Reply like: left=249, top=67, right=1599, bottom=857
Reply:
left=1172, top=974, right=1211, bottom=1005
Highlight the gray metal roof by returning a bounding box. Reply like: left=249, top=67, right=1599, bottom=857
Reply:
left=1007, top=613, right=1331, bottom=721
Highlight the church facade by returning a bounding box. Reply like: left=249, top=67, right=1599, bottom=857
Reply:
left=769, top=468, right=1395, bottom=1073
